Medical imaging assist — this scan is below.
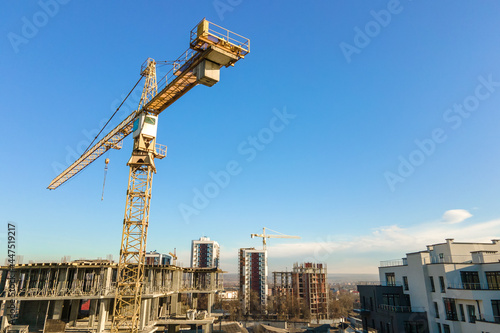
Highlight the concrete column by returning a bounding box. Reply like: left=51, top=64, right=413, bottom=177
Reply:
left=51, top=300, right=64, bottom=320
left=88, top=299, right=98, bottom=328
left=69, top=299, right=80, bottom=326
left=170, top=294, right=180, bottom=316
left=97, top=300, right=110, bottom=333
left=57, top=268, right=68, bottom=293
left=152, top=298, right=159, bottom=320
left=139, top=300, right=147, bottom=330
left=207, top=293, right=214, bottom=314
left=192, top=293, right=198, bottom=309
left=168, top=324, right=180, bottom=333
left=204, top=323, right=213, bottom=333
left=146, top=299, right=152, bottom=324
left=103, top=267, right=112, bottom=295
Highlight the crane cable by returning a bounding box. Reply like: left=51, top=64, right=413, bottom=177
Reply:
left=83, top=75, right=144, bottom=154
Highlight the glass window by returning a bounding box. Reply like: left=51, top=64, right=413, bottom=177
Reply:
left=467, top=304, right=476, bottom=323
left=491, top=300, right=500, bottom=324
left=403, top=276, right=409, bottom=290
left=439, top=276, right=446, bottom=292
left=145, top=116, right=156, bottom=125
left=460, top=271, right=480, bottom=290
left=386, top=272, right=396, bottom=286
left=437, top=323, right=442, bottom=333
left=443, top=298, right=458, bottom=321
left=382, top=293, right=400, bottom=306
left=434, top=301, right=439, bottom=318
left=404, top=321, right=425, bottom=333
left=430, top=276, right=435, bottom=292
left=459, top=303, right=465, bottom=322
left=443, top=324, right=450, bottom=333
left=486, top=271, right=500, bottom=290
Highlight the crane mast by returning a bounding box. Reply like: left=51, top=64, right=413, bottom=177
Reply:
left=47, top=19, right=250, bottom=333
left=112, top=58, right=166, bottom=332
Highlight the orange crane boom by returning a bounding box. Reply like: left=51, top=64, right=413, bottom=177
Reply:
left=48, top=19, right=249, bottom=190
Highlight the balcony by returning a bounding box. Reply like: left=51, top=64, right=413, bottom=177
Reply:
left=447, top=282, right=498, bottom=290
left=380, top=259, right=407, bottom=267
left=378, top=304, right=425, bottom=313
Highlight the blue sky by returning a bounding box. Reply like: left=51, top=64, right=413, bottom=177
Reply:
left=2, top=1, right=500, bottom=274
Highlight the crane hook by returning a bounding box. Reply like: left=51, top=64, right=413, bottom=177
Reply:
left=101, top=158, right=110, bottom=201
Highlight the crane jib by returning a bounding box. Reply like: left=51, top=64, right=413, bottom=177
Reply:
left=48, top=31, right=246, bottom=190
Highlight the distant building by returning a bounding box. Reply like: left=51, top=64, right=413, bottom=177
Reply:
left=292, top=262, right=329, bottom=320
left=145, top=251, right=171, bottom=266
left=272, top=262, right=328, bottom=320
left=239, top=247, right=268, bottom=312
left=357, top=238, right=500, bottom=333
left=191, top=236, right=220, bottom=268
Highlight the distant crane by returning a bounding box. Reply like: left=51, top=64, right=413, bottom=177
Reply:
left=251, top=227, right=300, bottom=250
left=169, top=249, right=178, bottom=266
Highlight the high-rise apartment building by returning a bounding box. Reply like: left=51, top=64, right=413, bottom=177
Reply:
left=239, top=247, right=268, bottom=313
left=191, top=236, right=220, bottom=268
left=358, top=238, right=500, bottom=333
left=292, top=262, right=328, bottom=320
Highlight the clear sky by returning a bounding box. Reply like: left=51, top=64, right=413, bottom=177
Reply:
left=2, top=1, right=500, bottom=275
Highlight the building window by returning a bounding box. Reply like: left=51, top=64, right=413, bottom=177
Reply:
left=459, top=303, right=465, bottom=322
left=461, top=271, right=480, bottom=290
left=404, top=321, right=425, bottom=333
left=443, top=298, right=458, bottom=321
left=430, top=276, right=435, bottom=292
left=443, top=324, right=450, bottom=333
left=382, top=293, right=400, bottom=306
left=370, top=297, right=374, bottom=311
left=467, top=304, right=476, bottom=323
left=386, top=272, right=396, bottom=286
left=439, top=276, right=446, bottom=292
left=437, top=323, right=442, bottom=333
left=403, top=276, right=409, bottom=290
left=434, top=302, right=439, bottom=318
left=492, top=300, right=500, bottom=324
left=486, top=271, right=500, bottom=290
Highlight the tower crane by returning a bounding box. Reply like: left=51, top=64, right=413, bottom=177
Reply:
left=251, top=227, right=301, bottom=250
left=47, top=19, right=249, bottom=333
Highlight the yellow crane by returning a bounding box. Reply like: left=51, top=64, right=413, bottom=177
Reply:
left=251, top=227, right=300, bottom=250
left=47, top=19, right=249, bottom=333
left=169, top=249, right=178, bottom=266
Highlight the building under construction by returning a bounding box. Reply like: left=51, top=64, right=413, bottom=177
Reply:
left=273, top=263, right=328, bottom=320
left=0, top=260, right=222, bottom=332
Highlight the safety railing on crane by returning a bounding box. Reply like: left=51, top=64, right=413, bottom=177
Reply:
left=190, top=19, right=250, bottom=56
left=156, top=48, right=199, bottom=93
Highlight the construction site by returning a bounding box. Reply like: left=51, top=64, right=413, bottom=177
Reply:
left=0, top=261, right=222, bottom=332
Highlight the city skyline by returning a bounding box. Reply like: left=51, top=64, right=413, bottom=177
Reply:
left=2, top=1, right=500, bottom=276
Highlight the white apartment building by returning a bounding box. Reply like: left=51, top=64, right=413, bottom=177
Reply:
left=377, top=239, right=500, bottom=333
left=190, top=236, right=220, bottom=268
